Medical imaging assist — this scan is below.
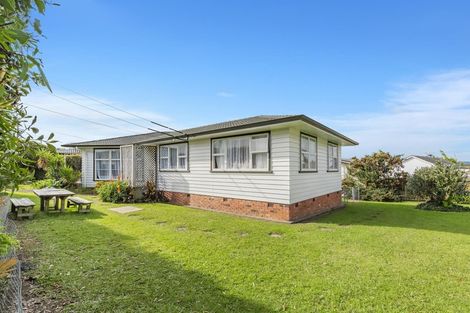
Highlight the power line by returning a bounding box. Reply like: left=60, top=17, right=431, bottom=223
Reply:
left=37, top=89, right=158, bottom=132
left=49, top=83, right=188, bottom=136
left=53, top=131, right=89, bottom=141
left=37, top=88, right=187, bottom=141
left=25, top=103, right=140, bottom=134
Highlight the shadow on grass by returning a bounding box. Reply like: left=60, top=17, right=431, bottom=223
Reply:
left=25, top=216, right=274, bottom=313
left=310, top=201, right=470, bottom=236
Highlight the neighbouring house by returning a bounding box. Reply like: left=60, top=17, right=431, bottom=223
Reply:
left=341, top=159, right=351, bottom=180
left=56, top=147, right=80, bottom=155
left=403, top=155, right=470, bottom=184
left=63, top=115, right=358, bottom=222
left=403, top=155, right=449, bottom=174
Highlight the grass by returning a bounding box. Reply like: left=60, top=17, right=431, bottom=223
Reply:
left=11, top=189, right=470, bottom=313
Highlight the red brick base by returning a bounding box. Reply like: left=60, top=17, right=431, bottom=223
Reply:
left=162, top=190, right=343, bottom=222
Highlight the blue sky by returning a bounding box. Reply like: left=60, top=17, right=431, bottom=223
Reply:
left=26, top=0, right=470, bottom=159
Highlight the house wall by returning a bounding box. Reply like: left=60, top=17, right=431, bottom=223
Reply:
left=341, top=162, right=349, bottom=180
left=157, top=127, right=343, bottom=205
left=403, top=157, right=433, bottom=175
left=80, top=148, right=95, bottom=188
left=288, top=128, right=342, bottom=204
left=157, top=128, right=292, bottom=204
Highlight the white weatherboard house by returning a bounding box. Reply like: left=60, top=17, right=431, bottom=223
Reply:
left=402, top=155, right=446, bottom=174
left=64, top=115, right=358, bottom=222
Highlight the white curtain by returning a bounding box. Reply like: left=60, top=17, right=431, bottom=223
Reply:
left=226, top=137, right=249, bottom=169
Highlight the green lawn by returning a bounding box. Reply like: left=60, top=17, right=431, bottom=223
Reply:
left=13, top=189, right=470, bottom=313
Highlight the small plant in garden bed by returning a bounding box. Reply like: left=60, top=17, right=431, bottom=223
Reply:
left=142, top=181, right=168, bottom=203
left=96, top=180, right=134, bottom=203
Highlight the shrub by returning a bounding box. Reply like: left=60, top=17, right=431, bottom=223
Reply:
left=416, top=201, right=470, bottom=212
left=454, top=192, right=470, bottom=205
left=406, top=152, right=467, bottom=211
left=343, top=151, right=408, bottom=201
left=35, top=150, right=81, bottom=188
left=65, top=155, right=81, bottom=172
left=32, top=179, right=58, bottom=189
left=56, top=166, right=81, bottom=188
left=96, top=180, right=134, bottom=203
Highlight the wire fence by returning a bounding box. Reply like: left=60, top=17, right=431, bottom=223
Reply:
left=0, top=198, right=23, bottom=313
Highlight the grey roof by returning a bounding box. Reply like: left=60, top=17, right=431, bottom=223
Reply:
left=411, top=155, right=450, bottom=165
left=63, top=114, right=358, bottom=147
left=56, top=147, right=80, bottom=155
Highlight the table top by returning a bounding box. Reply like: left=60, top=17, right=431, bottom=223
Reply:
left=33, top=188, right=75, bottom=197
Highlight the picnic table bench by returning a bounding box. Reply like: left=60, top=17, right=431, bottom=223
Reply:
left=67, top=197, right=92, bottom=213
left=33, top=188, right=75, bottom=213
left=10, top=198, right=35, bottom=219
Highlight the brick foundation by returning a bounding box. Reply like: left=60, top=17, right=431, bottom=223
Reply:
left=162, top=190, right=343, bottom=222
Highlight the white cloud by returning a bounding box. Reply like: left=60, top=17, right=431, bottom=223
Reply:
left=328, top=69, right=470, bottom=161
left=216, top=91, right=235, bottom=98
left=23, top=89, right=171, bottom=145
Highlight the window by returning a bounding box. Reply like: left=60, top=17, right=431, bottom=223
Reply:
left=300, top=134, right=317, bottom=171
left=327, top=142, right=339, bottom=171
left=159, top=143, right=188, bottom=171
left=212, top=133, right=269, bottom=171
left=95, top=149, right=120, bottom=180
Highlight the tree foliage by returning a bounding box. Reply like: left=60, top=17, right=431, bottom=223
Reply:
left=343, top=151, right=408, bottom=201
left=0, top=0, right=56, bottom=193
left=35, top=149, right=80, bottom=187
left=406, top=152, right=467, bottom=210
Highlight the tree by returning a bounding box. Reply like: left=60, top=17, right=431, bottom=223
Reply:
left=406, top=152, right=467, bottom=210
left=343, top=151, right=408, bottom=201
left=0, top=0, right=56, bottom=193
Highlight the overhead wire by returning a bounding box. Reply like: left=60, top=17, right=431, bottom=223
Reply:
left=25, top=103, right=140, bottom=134
left=47, top=83, right=188, bottom=137
left=36, top=87, right=188, bottom=141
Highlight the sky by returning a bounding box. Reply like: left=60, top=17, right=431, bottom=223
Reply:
left=25, top=0, right=470, bottom=160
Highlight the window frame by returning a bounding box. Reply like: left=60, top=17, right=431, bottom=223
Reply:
left=158, top=142, right=189, bottom=172
left=299, top=132, right=318, bottom=173
left=327, top=141, right=340, bottom=172
left=94, top=148, right=121, bottom=181
left=210, top=131, right=271, bottom=173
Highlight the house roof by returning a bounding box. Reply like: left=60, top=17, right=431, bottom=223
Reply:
left=63, top=114, right=358, bottom=147
left=56, top=147, right=81, bottom=155
left=407, top=155, right=450, bottom=165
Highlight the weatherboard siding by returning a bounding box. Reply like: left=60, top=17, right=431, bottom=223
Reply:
left=157, top=128, right=292, bottom=204
left=81, top=148, right=96, bottom=188
left=403, top=157, right=433, bottom=174
left=289, top=128, right=342, bottom=203
left=78, top=126, right=344, bottom=204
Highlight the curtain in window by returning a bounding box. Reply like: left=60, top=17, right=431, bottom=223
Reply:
left=328, top=144, right=338, bottom=170
left=95, top=149, right=121, bottom=180
left=301, top=135, right=317, bottom=170
left=226, top=137, right=249, bottom=169
left=212, top=133, right=269, bottom=171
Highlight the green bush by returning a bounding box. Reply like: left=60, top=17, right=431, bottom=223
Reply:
left=343, top=151, right=408, bottom=201
left=32, top=179, right=58, bottom=189
left=407, top=152, right=467, bottom=210
left=35, top=150, right=80, bottom=188
left=56, top=166, right=80, bottom=188
left=65, top=155, right=81, bottom=172
left=416, top=201, right=470, bottom=212
left=96, top=180, right=134, bottom=203
left=0, top=230, right=18, bottom=256
left=453, top=192, right=470, bottom=205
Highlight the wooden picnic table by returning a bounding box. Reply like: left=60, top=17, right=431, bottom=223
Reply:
left=33, top=188, right=75, bottom=213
